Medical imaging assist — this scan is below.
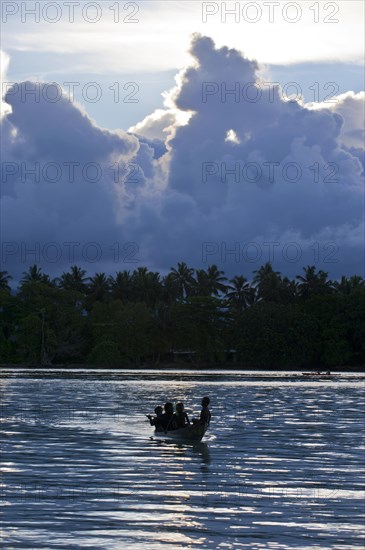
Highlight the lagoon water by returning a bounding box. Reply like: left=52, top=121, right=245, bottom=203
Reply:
left=1, top=369, right=364, bottom=549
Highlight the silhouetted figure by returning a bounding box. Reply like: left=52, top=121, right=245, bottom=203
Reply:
left=159, top=402, right=177, bottom=431
left=147, top=406, right=163, bottom=430
left=174, top=402, right=190, bottom=428
left=200, top=396, right=211, bottom=426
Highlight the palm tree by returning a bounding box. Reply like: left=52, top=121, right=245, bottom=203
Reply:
left=0, top=271, right=12, bottom=292
left=280, top=276, right=299, bottom=302
left=225, top=275, right=255, bottom=311
left=161, top=273, right=180, bottom=305
left=131, top=267, right=162, bottom=307
left=206, top=265, right=228, bottom=296
left=146, top=271, right=163, bottom=308
left=58, top=265, right=89, bottom=293
left=193, top=265, right=227, bottom=297
left=253, top=262, right=282, bottom=302
left=333, top=275, right=351, bottom=295
left=20, top=265, right=50, bottom=287
left=109, top=270, right=133, bottom=301
left=296, top=265, right=333, bottom=297
left=169, top=262, right=195, bottom=300
left=333, top=275, right=365, bottom=295
left=87, top=272, right=110, bottom=302
left=193, top=269, right=211, bottom=297
left=349, top=275, right=365, bottom=291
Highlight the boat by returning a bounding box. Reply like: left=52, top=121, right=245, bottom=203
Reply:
left=153, top=422, right=209, bottom=442
left=302, top=372, right=336, bottom=377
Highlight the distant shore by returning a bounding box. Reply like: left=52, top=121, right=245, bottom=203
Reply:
left=1, top=363, right=364, bottom=373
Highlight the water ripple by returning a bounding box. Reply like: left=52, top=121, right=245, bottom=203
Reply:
left=1, top=370, right=364, bottom=549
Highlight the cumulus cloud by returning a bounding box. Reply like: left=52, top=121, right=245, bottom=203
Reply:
left=1, top=51, right=12, bottom=117
left=1, top=36, right=364, bottom=280
left=128, top=109, right=177, bottom=141
left=137, top=35, right=363, bottom=274
left=330, top=92, right=365, bottom=151
left=1, top=80, right=163, bottom=276
left=306, top=91, right=365, bottom=149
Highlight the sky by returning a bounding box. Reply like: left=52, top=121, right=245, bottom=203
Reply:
left=1, top=0, right=364, bottom=281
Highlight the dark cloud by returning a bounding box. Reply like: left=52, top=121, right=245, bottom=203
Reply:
left=1, top=36, right=364, bottom=280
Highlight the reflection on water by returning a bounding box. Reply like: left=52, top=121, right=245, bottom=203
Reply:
left=1, top=370, right=364, bottom=549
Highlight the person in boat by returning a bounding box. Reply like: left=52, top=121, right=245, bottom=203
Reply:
left=147, top=406, right=163, bottom=429
left=174, top=402, right=190, bottom=428
left=192, top=397, right=212, bottom=425
left=200, top=396, right=211, bottom=426
left=159, top=402, right=177, bottom=431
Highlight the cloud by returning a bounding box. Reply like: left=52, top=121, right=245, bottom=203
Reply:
left=130, top=35, right=364, bottom=275
left=1, top=80, right=163, bottom=276
left=3, top=1, right=364, bottom=71
left=1, top=36, right=364, bottom=280
left=1, top=51, right=12, bottom=117
left=327, top=92, right=364, bottom=150
left=128, top=109, right=177, bottom=141
left=305, top=91, right=365, bottom=149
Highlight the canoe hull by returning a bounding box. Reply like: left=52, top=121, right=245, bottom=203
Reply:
left=302, top=373, right=335, bottom=377
left=154, top=422, right=208, bottom=442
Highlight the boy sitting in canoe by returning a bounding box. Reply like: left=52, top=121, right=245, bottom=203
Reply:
left=200, top=396, right=211, bottom=425
left=147, top=406, right=163, bottom=430
left=174, top=402, right=190, bottom=428
left=159, top=402, right=178, bottom=431
left=192, top=396, right=211, bottom=426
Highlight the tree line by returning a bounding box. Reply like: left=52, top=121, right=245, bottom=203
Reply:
left=0, top=262, right=364, bottom=368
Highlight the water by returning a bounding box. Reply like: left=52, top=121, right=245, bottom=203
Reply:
left=1, top=369, right=364, bottom=549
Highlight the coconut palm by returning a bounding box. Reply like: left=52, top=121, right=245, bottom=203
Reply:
left=87, top=272, right=110, bottom=303
left=225, top=275, right=254, bottom=311
left=169, top=262, right=196, bottom=300
left=280, top=276, right=299, bottom=302
left=109, top=270, right=133, bottom=302
left=333, top=275, right=365, bottom=295
left=0, top=271, right=12, bottom=292
left=349, top=275, right=365, bottom=291
left=296, top=265, right=333, bottom=297
left=206, top=264, right=228, bottom=295
left=58, top=265, right=89, bottom=293
left=131, top=267, right=162, bottom=307
left=253, top=262, right=282, bottom=302
left=161, top=273, right=180, bottom=305
left=20, top=265, right=51, bottom=287
left=193, top=265, right=227, bottom=297
left=193, top=269, right=211, bottom=296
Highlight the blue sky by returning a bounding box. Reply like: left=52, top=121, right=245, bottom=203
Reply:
left=1, top=1, right=364, bottom=280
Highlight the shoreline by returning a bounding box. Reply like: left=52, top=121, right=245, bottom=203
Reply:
left=1, top=363, right=364, bottom=373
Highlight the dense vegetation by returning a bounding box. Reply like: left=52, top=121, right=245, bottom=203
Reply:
left=0, top=263, right=364, bottom=368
